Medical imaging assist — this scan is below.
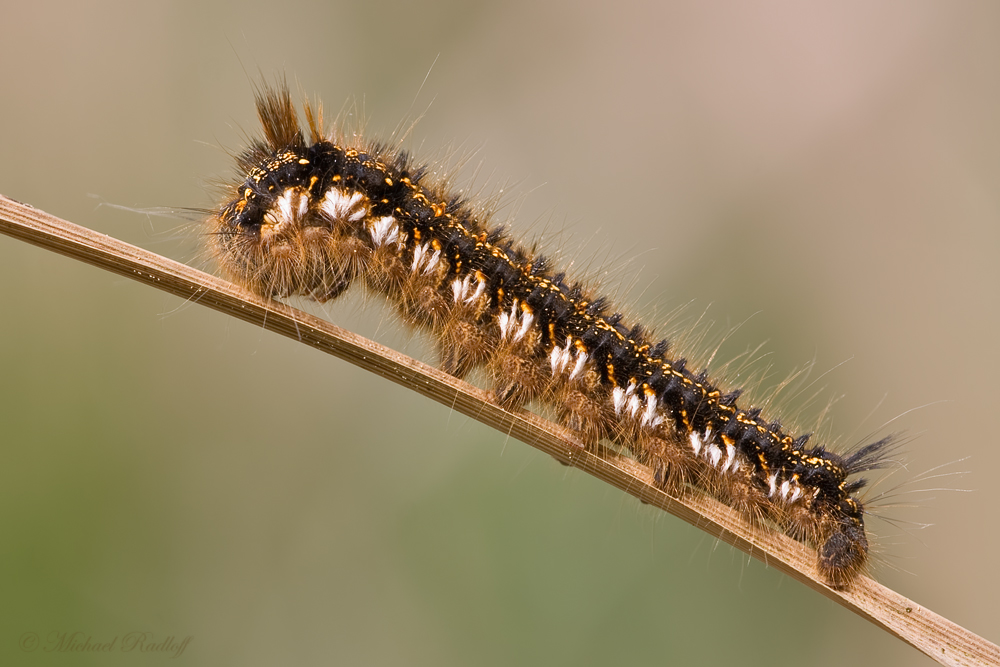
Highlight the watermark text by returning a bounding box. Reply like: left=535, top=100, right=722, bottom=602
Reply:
left=19, top=631, right=192, bottom=658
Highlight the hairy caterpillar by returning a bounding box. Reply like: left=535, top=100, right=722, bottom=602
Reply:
left=209, top=83, right=894, bottom=587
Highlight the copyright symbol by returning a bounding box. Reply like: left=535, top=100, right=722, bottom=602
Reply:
left=19, top=632, right=39, bottom=652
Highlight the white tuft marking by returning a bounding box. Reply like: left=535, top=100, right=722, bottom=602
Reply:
left=499, top=302, right=520, bottom=339
left=498, top=312, right=511, bottom=339
left=768, top=474, right=778, bottom=497
left=370, top=216, right=399, bottom=247
left=294, top=192, right=309, bottom=218
left=347, top=200, right=366, bottom=222
left=641, top=394, right=661, bottom=428
left=789, top=485, right=802, bottom=503
left=277, top=191, right=295, bottom=222
left=627, top=393, right=642, bottom=418
left=721, top=444, right=736, bottom=473
left=322, top=188, right=366, bottom=221
left=560, top=342, right=573, bottom=371
left=451, top=278, right=464, bottom=303
left=569, top=351, right=588, bottom=379
left=551, top=339, right=573, bottom=374
left=462, top=275, right=474, bottom=300
left=689, top=432, right=702, bottom=455
left=513, top=311, right=534, bottom=342
left=707, top=444, right=722, bottom=467
left=277, top=202, right=294, bottom=223
left=411, top=243, right=427, bottom=273
left=423, top=249, right=441, bottom=275
left=467, top=279, right=486, bottom=304
left=780, top=479, right=791, bottom=501
left=612, top=387, right=626, bottom=414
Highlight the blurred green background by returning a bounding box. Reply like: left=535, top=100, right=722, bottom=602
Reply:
left=2, top=1, right=998, bottom=665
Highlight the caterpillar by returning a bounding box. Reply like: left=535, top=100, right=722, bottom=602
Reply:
left=209, top=83, right=894, bottom=588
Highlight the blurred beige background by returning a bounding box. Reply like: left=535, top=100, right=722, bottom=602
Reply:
left=1, top=1, right=998, bottom=665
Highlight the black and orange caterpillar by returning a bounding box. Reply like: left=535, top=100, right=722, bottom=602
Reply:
left=210, top=83, right=893, bottom=587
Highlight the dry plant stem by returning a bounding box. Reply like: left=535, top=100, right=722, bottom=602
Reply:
left=1, top=194, right=996, bottom=667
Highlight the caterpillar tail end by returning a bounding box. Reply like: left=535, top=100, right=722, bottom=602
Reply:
left=817, top=515, right=869, bottom=588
